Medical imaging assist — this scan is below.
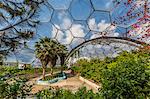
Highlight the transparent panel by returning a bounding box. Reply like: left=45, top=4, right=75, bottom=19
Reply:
left=55, top=30, right=73, bottom=45
left=70, top=0, right=93, bottom=20
left=91, top=0, right=114, bottom=11
left=48, top=0, right=72, bottom=10
left=88, top=11, right=111, bottom=32
left=51, top=10, right=73, bottom=30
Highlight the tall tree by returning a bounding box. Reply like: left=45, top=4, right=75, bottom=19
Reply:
left=0, top=0, right=44, bottom=61
left=35, top=37, right=68, bottom=79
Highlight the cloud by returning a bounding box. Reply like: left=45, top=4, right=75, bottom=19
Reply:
left=56, top=30, right=73, bottom=44
left=55, top=11, right=72, bottom=30
left=105, top=25, right=120, bottom=37
left=88, top=18, right=97, bottom=31
left=97, top=20, right=110, bottom=31
left=70, top=24, right=85, bottom=37
left=51, top=25, right=57, bottom=38
left=62, top=18, right=72, bottom=29
left=88, top=22, right=120, bottom=39
left=88, top=18, right=111, bottom=32
left=88, top=18, right=120, bottom=37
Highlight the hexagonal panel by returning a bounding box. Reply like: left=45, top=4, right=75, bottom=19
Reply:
left=88, top=11, right=111, bottom=32
left=51, top=10, right=73, bottom=30
left=70, top=21, right=89, bottom=38
left=32, top=4, right=53, bottom=22
left=70, top=0, right=93, bottom=20
left=91, top=0, right=114, bottom=11
left=55, top=30, right=73, bottom=45
left=36, top=22, right=57, bottom=38
left=48, top=0, right=72, bottom=10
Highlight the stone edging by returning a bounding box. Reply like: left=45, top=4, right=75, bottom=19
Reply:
left=79, top=76, right=100, bottom=91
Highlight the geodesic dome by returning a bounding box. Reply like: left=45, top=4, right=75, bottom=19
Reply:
left=2, top=0, right=149, bottom=64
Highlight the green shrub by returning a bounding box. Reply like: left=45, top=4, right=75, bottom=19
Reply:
left=0, top=77, right=32, bottom=99
left=36, top=87, right=75, bottom=99
left=101, top=51, right=150, bottom=98
left=36, top=87, right=102, bottom=99
left=0, top=66, right=62, bottom=79
left=71, top=50, right=150, bottom=98
left=71, top=58, right=111, bottom=84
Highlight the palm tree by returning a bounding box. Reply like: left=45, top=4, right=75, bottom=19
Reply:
left=35, top=37, right=68, bottom=79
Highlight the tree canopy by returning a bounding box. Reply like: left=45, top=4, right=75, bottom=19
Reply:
left=35, top=37, right=68, bottom=79
left=0, top=0, right=44, bottom=60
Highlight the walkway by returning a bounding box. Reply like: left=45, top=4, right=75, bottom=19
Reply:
left=27, top=73, right=99, bottom=94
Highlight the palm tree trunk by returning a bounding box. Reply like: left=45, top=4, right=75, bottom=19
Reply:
left=48, top=61, right=53, bottom=76
left=42, top=67, right=46, bottom=80
left=60, top=55, right=65, bottom=66
left=60, top=55, right=65, bottom=72
left=49, top=56, right=57, bottom=76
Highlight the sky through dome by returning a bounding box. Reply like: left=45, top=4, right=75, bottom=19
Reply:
left=1, top=0, right=149, bottom=63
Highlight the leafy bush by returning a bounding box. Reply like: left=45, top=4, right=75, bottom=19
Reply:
left=71, top=58, right=111, bottom=84
left=71, top=50, right=150, bottom=98
left=0, top=77, right=32, bottom=99
left=100, top=51, right=150, bottom=98
left=0, top=66, right=19, bottom=76
left=0, top=66, right=62, bottom=79
left=36, top=87, right=102, bottom=99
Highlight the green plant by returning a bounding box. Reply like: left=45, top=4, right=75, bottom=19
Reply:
left=0, top=77, right=32, bottom=99
left=0, top=66, right=63, bottom=80
left=71, top=50, right=150, bottom=98
left=101, top=51, right=150, bottom=99
left=71, top=58, right=109, bottom=84
left=35, top=37, right=68, bottom=79
left=36, top=87, right=102, bottom=99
